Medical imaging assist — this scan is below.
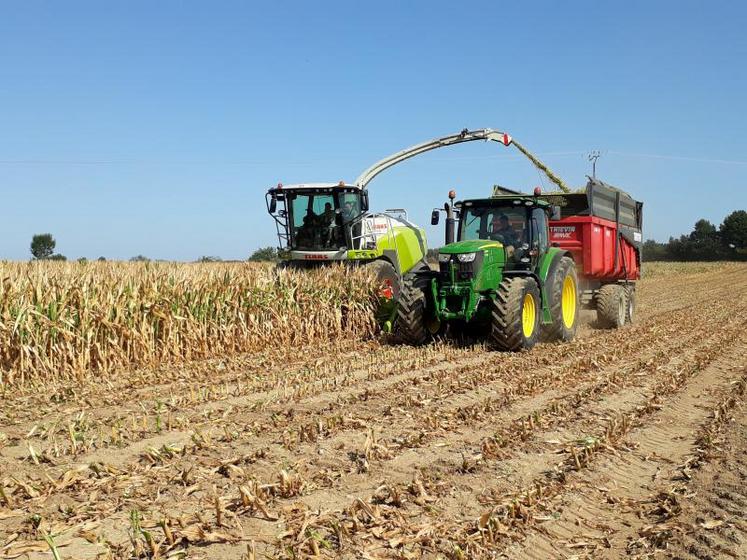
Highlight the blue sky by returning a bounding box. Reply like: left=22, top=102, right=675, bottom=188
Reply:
left=1, top=0, right=746, bottom=261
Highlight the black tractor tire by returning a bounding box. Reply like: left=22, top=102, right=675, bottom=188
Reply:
left=490, top=277, right=541, bottom=351
left=596, top=283, right=626, bottom=328
left=625, top=285, right=636, bottom=324
left=395, top=271, right=442, bottom=345
left=542, top=256, right=579, bottom=343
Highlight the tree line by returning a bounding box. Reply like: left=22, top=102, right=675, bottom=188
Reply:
left=642, top=210, right=746, bottom=261
left=27, top=209, right=747, bottom=263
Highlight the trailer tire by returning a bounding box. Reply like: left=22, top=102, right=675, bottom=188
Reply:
left=625, top=285, right=636, bottom=324
left=396, top=272, right=441, bottom=345
left=490, top=277, right=541, bottom=351
left=596, top=284, right=626, bottom=328
left=543, top=256, right=579, bottom=342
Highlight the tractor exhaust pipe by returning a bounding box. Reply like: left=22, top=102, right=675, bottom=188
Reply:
left=445, top=189, right=457, bottom=245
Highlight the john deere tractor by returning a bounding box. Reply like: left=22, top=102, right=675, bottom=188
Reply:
left=397, top=187, right=579, bottom=350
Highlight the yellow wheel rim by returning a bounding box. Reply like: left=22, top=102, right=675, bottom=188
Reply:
left=561, top=275, right=577, bottom=329
left=522, top=293, right=536, bottom=338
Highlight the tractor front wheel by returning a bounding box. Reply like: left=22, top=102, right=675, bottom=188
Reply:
left=596, top=284, right=626, bottom=328
left=396, top=271, right=442, bottom=345
left=490, top=277, right=541, bottom=351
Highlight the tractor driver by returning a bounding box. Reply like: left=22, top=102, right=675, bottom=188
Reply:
left=489, top=213, right=519, bottom=256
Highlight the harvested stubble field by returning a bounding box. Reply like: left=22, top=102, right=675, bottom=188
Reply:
left=1, top=261, right=746, bottom=560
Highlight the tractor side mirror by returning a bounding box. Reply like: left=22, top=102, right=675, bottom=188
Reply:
left=550, top=205, right=561, bottom=221
left=269, top=196, right=277, bottom=214
left=431, top=210, right=440, bottom=225
left=361, top=191, right=369, bottom=212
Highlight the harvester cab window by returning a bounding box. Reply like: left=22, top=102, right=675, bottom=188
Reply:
left=290, top=192, right=339, bottom=250
left=339, top=192, right=362, bottom=223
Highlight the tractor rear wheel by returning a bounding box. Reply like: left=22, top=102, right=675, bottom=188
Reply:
left=490, top=277, right=541, bottom=351
left=396, top=271, right=442, bottom=345
left=543, top=256, right=579, bottom=342
left=596, top=283, right=626, bottom=328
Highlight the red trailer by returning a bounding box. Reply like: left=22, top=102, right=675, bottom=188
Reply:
left=546, top=179, right=643, bottom=327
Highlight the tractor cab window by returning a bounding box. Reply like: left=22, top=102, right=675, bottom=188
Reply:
left=289, top=192, right=340, bottom=250
left=460, top=205, right=528, bottom=248
left=531, top=208, right=549, bottom=252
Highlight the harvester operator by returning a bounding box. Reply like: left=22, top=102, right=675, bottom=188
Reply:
left=341, top=200, right=358, bottom=223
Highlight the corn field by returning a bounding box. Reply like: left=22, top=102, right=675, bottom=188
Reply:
left=0, top=261, right=378, bottom=387
left=0, top=262, right=746, bottom=560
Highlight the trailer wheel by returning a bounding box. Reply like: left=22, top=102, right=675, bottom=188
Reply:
left=395, top=272, right=441, bottom=345
left=625, top=285, right=636, bottom=324
left=543, top=256, right=579, bottom=342
left=596, top=284, right=626, bottom=328
left=490, top=277, right=541, bottom=351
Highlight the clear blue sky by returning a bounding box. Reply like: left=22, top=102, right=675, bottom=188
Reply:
left=1, top=0, right=746, bottom=261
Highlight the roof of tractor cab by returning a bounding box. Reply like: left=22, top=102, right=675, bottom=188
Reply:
left=459, top=195, right=552, bottom=208
left=268, top=182, right=361, bottom=193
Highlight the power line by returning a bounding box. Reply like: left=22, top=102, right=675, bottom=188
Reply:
left=607, top=151, right=747, bottom=166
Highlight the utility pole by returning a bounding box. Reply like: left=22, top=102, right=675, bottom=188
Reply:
left=588, top=151, right=601, bottom=179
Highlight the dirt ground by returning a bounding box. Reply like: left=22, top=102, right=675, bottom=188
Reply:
left=2, top=263, right=746, bottom=559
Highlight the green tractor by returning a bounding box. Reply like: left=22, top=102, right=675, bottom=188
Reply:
left=397, top=187, right=579, bottom=350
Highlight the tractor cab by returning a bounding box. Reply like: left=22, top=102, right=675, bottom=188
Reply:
left=453, top=195, right=553, bottom=271
left=266, top=183, right=369, bottom=258
left=433, top=190, right=556, bottom=281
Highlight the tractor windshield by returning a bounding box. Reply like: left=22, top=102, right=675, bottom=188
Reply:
left=459, top=204, right=529, bottom=247
left=287, top=189, right=362, bottom=251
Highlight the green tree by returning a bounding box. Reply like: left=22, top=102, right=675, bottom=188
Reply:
left=49, top=254, right=67, bottom=261
left=642, top=239, right=669, bottom=261
left=720, top=210, right=747, bottom=249
left=197, top=256, right=222, bottom=263
left=248, top=247, right=279, bottom=262
left=30, top=233, right=56, bottom=260
left=130, top=255, right=150, bottom=262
